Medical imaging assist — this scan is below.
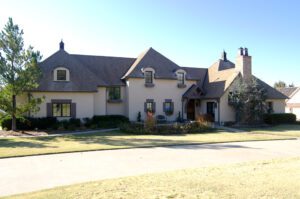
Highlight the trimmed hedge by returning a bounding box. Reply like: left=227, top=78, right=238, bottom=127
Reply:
left=1, top=117, right=57, bottom=130
left=263, top=113, right=296, bottom=124
left=1, top=115, right=130, bottom=131
left=84, top=115, right=129, bottom=129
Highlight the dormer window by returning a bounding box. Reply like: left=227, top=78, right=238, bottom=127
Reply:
left=143, top=67, right=155, bottom=87
left=54, top=67, right=70, bottom=81
left=145, top=71, right=153, bottom=84
left=177, top=72, right=185, bottom=85
left=57, top=70, right=66, bottom=81
left=176, top=69, right=186, bottom=88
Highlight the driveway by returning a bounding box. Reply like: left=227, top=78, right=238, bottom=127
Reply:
left=0, top=139, right=299, bottom=197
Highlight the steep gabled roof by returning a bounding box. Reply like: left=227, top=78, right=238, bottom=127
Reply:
left=276, top=87, right=299, bottom=98
left=123, top=47, right=186, bottom=79
left=254, top=78, right=288, bottom=99
left=35, top=50, right=101, bottom=92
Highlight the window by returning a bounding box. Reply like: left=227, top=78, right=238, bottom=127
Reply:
left=52, top=103, right=71, bottom=117
left=145, top=71, right=153, bottom=84
left=267, top=102, right=273, bottom=113
left=177, top=72, right=185, bottom=85
left=108, top=87, right=121, bottom=100
left=163, top=99, right=174, bottom=115
left=144, top=99, right=155, bottom=113
left=57, top=70, right=67, bottom=81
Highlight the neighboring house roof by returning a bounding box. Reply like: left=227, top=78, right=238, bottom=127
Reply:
left=276, top=87, right=299, bottom=98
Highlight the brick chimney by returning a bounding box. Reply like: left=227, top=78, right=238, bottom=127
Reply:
left=236, top=47, right=252, bottom=82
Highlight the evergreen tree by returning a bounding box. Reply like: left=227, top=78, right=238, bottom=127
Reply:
left=229, top=77, right=267, bottom=124
left=0, top=18, right=43, bottom=131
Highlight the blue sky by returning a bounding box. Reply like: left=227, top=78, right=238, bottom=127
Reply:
left=1, top=0, right=299, bottom=86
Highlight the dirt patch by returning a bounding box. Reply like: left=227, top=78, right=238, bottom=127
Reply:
left=0, top=130, right=49, bottom=137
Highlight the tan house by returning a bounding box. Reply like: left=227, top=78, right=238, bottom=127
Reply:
left=277, top=87, right=300, bottom=120
left=27, top=42, right=287, bottom=123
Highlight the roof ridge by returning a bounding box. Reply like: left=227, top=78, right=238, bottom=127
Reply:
left=71, top=54, right=135, bottom=59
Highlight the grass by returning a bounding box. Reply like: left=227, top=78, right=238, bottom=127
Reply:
left=6, top=157, right=300, bottom=199
left=0, top=128, right=295, bottom=158
left=242, top=124, right=300, bottom=137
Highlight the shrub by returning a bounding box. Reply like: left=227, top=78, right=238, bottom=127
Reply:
left=1, top=117, right=57, bottom=130
left=263, top=113, right=296, bottom=124
left=91, top=115, right=129, bottom=128
left=120, top=121, right=214, bottom=135
left=144, top=112, right=156, bottom=131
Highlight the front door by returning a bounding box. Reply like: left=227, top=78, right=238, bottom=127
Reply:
left=187, top=100, right=195, bottom=120
left=207, top=102, right=215, bottom=120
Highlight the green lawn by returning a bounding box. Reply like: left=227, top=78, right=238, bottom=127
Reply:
left=0, top=129, right=295, bottom=158
left=6, top=157, right=300, bottom=199
left=242, top=124, right=300, bottom=137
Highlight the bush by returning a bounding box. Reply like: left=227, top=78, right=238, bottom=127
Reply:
left=1, top=117, right=58, bottom=130
left=91, top=115, right=129, bottom=128
left=120, top=121, right=214, bottom=135
left=263, top=113, right=296, bottom=124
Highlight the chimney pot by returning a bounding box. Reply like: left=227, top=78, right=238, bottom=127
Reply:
left=244, top=48, right=248, bottom=56
left=238, top=47, right=244, bottom=56
left=221, top=50, right=227, bottom=61
left=59, top=40, right=64, bottom=51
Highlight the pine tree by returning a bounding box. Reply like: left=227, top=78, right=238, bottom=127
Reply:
left=0, top=18, right=43, bottom=131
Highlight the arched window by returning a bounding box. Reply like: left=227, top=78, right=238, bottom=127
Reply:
left=54, top=67, right=70, bottom=81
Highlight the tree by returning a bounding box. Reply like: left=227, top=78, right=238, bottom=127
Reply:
left=0, top=18, right=42, bottom=131
left=274, top=80, right=286, bottom=88
left=288, top=83, right=295, bottom=87
left=229, top=77, right=267, bottom=125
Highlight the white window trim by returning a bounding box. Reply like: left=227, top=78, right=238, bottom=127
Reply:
left=54, top=67, right=70, bottom=81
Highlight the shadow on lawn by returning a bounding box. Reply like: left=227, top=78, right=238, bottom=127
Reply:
left=0, top=138, right=55, bottom=148
left=244, top=124, right=300, bottom=133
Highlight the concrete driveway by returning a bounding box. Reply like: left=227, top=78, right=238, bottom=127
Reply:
left=0, top=139, right=299, bottom=197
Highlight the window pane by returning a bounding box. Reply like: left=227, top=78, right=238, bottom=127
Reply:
left=109, top=87, right=121, bottom=100
left=146, top=102, right=153, bottom=112
left=165, top=102, right=171, bottom=111
left=57, top=70, right=66, bottom=81
left=52, top=103, right=61, bottom=117
left=62, top=103, right=71, bottom=117
left=177, top=72, right=184, bottom=84
left=145, top=71, right=153, bottom=84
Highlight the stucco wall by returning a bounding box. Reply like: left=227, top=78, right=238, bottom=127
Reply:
left=127, top=78, right=196, bottom=121
left=219, top=88, right=236, bottom=122
left=93, top=87, right=106, bottom=115
left=106, top=86, right=127, bottom=116
left=266, top=99, right=285, bottom=113
left=31, top=92, right=95, bottom=118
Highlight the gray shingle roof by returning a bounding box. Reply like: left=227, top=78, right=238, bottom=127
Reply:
left=35, top=50, right=136, bottom=92
left=276, top=87, right=299, bottom=98
left=35, top=50, right=101, bottom=92
left=122, top=47, right=204, bottom=80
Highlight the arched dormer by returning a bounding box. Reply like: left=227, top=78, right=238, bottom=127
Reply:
left=53, top=67, right=70, bottom=81
left=141, top=67, right=155, bottom=87
left=175, top=69, right=186, bottom=88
